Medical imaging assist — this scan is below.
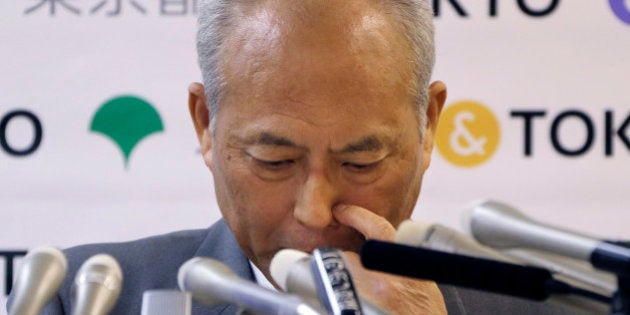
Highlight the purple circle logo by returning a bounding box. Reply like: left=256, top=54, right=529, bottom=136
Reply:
left=610, top=0, right=630, bottom=25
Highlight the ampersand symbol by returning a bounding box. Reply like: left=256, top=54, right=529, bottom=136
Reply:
left=449, top=111, right=487, bottom=156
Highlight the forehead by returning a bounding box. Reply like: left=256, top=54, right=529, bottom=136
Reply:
left=221, top=1, right=415, bottom=90
left=214, top=0, right=418, bottom=131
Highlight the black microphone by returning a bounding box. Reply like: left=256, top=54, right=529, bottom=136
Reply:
left=360, top=240, right=611, bottom=303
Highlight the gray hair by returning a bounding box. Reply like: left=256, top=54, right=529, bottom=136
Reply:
left=196, top=0, right=435, bottom=135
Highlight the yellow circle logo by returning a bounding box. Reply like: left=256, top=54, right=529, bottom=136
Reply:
left=436, top=101, right=500, bottom=167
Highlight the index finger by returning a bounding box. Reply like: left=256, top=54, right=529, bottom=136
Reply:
left=333, top=204, right=396, bottom=242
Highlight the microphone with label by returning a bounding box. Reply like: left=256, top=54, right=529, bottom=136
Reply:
left=71, top=254, right=123, bottom=315
left=463, top=199, right=630, bottom=277
left=311, top=247, right=364, bottom=315
left=270, top=249, right=386, bottom=315
left=177, top=257, right=321, bottom=315
left=9, top=246, right=68, bottom=315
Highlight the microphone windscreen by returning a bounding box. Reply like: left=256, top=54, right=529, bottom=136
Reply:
left=9, top=246, right=67, bottom=315
left=178, top=257, right=318, bottom=315
left=396, top=220, right=433, bottom=246
left=361, top=240, right=552, bottom=301
left=269, top=248, right=310, bottom=291
left=71, top=254, right=123, bottom=315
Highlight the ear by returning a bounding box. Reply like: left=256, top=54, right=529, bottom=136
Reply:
left=188, top=82, right=214, bottom=170
left=421, top=81, right=447, bottom=171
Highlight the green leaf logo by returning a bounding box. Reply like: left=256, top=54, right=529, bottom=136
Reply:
left=90, top=95, right=164, bottom=168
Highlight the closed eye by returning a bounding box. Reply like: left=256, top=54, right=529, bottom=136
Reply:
left=256, top=158, right=295, bottom=171
left=342, top=161, right=379, bottom=172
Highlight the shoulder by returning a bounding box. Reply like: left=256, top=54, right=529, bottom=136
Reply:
left=53, top=220, right=241, bottom=314
left=64, top=227, right=209, bottom=270
left=62, top=220, right=240, bottom=276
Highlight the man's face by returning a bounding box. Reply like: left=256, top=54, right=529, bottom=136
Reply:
left=192, top=1, right=442, bottom=283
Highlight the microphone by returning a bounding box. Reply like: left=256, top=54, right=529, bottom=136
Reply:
left=71, top=254, right=123, bottom=315
left=177, top=257, right=321, bottom=315
left=311, top=247, right=364, bottom=315
left=464, top=199, right=630, bottom=277
left=270, top=249, right=386, bottom=315
left=360, top=240, right=611, bottom=303
left=396, top=220, right=613, bottom=313
left=396, top=220, right=517, bottom=262
left=141, top=290, right=191, bottom=315
left=9, top=246, right=68, bottom=315
left=270, top=249, right=322, bottom=308
left=503, top=248, right=616, bottom=296
left=396, top=219, right=615, bottom=294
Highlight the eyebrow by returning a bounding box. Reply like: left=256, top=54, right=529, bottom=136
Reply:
left=248, top=132, right=304, bottom=148
left=244, top=132, right=386, bottom=153
left=334, top=135, right=385, bottom=154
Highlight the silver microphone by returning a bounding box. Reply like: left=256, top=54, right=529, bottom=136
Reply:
left=398, top=218, right=615, bottom=295
left=396, top=220, right=517, bottom=262
left=71, top=254, right=123, bottom=315
left=9, top=246, right=67, bottom=315
left=177, top=257, right=321, bottom=315
left=463, top=199, right=630, bottom=277
left=141, top=290, right=191, bottom=315
left=502, top=248, right=615, bottom=296
left=270, top=249, right=386, bottom=315
left=398, top=217, right=613, bottom=313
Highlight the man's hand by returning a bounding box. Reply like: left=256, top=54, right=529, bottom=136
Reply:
left=333, top=205, right=447, bottom=315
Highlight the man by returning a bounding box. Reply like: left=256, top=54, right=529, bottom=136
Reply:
left=8, top=0, right=572, bottom=314
left=188, top=0, right=446, bottom=311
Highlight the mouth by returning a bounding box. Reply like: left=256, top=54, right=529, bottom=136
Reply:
left=259, top=224, right=367, bottom=266
left=278, top=236, right=366, bottom=256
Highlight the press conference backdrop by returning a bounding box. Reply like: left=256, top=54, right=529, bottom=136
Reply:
left=1, top=0, right=629, bottom=311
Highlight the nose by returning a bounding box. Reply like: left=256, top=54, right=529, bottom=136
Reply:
left=294, top=172, right=337, bottom=229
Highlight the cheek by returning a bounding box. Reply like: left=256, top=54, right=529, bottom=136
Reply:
left=211, top=153, right=250, bottom=229
left=344, top=161, right=423, bottom=224
left=213, top=152, right=296, bottom=234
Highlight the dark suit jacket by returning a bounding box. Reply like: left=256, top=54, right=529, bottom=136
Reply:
left=8, top=220, right=578, bottom=314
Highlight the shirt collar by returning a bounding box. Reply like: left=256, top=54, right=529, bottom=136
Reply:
left=249, top=260, right=278, bottom=291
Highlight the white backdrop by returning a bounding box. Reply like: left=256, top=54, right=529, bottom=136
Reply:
left=1, top=0, right=629, bottom=311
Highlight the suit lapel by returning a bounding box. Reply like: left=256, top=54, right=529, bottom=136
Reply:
left=190, top=219, right=254, bottom=315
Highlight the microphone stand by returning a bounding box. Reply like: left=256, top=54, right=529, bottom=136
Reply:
left=608, top=241, right=630, bottom=315
left=611, top=276, right=630, bottom=315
